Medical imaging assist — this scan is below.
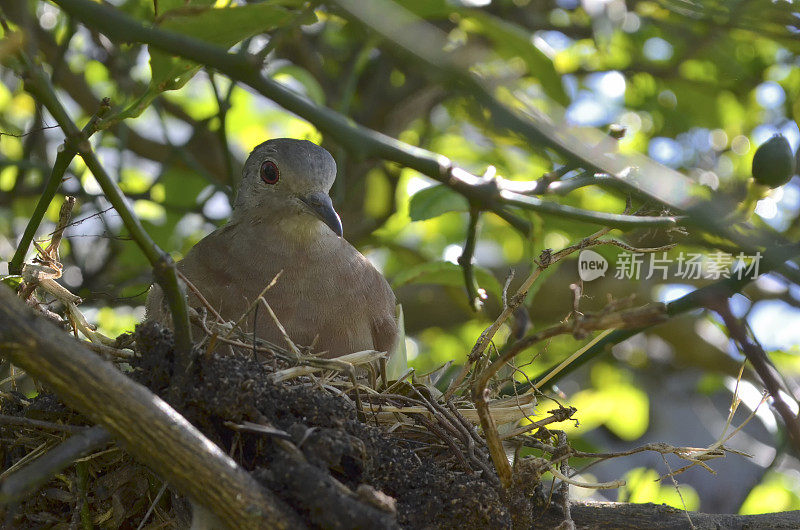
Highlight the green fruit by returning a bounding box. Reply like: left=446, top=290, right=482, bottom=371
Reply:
left=752, top=134, right=795, bottom=188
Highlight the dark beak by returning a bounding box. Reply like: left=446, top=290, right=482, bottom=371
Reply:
left=300, top=191, right=343, bottom=237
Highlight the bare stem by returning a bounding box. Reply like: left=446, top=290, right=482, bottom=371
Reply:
left=709, top=298, right=800, bottom=454
left=458, top=207, right=482, bottom=311
left=8, top=98, right=109, bottom=274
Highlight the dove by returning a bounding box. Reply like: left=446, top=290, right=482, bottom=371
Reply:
left=146, top=138, right=398, bottom=358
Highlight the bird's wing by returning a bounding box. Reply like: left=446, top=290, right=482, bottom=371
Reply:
left=368, top=267, right=400, bottom=353
left=383, top=303, right=407, bottom=381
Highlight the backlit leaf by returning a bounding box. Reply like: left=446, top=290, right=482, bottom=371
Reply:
left=409, top=185, right=469, bottom=221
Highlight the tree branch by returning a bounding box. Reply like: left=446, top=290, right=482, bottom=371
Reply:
left=541, top=501, right=800, bottom=529
left=0, top=426, right=111, bottom=504
left=509, top=244, right=800, bottom=394
left=458, top=207, right=482, bottom=310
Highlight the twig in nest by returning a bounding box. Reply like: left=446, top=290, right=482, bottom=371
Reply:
left=363, top=395, right=535, bottom=425
left=190, top=309, right=290, bottom=362
left=259, top=298, right=302, bottom=359
left=136, top=481, right=168, bottom=530
left=270, top=350, right=385, bottom=383
left=246, top=295, right=367, bottom=415
left=472, top=301, right=667, bottom=488
left=546, top=462, right=623, bottom=490
left=403, top=385, right=497, bottom=480
left=223, top=421, right=293, bottom=440
left=530, top=329, right=613, bottom=392
left=500, top=406, right=577, bottom=441
left=0, top=425, right=111, bottom=504
left=222, top=271, right=284, bottom=341
left=177, top=270, right=225, bottom=324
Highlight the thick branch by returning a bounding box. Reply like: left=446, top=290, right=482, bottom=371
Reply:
left=0, top=287, right=305, bottom=529
left=537, top=501, right=800, bottom=529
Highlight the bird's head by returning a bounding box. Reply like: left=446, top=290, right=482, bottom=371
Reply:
left=235, top=138, right=343, bottom=237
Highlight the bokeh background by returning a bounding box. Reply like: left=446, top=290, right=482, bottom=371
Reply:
left=1, top=0, right=800, bottom=515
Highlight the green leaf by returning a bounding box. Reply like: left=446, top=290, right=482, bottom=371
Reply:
left=394, top=0, right=567, bottom=104
left=160, top=167, right=210, bottom=209
left=465, top=13, right=567, bottom=105
left=620, top=468, right=699, bottom=510
left=151, top=3, right=304, bottom=91
left=566, top=363, right=650, bottom=441
left=391, top=261, right=502, bottom=300
left=118, top=2, right=311, bottom=121
left=271, top=64, right=326, bottom=105
left=740, top=471, right=800, bottom=514
left=153, top=0, right=215, bottom=19
left=408, top=185, right=469, bottom=221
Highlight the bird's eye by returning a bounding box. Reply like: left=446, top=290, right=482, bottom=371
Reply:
left=260, top=160, right=280, bottom=185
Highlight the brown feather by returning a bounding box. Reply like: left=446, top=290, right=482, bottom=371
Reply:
left=146, top=199, right=397, bottom=357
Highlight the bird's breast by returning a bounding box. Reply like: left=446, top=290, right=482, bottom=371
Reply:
left=208, top=214, right=388, bottom=355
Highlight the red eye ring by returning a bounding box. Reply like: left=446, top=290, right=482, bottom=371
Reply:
left=260, top=160, right=280, bottom=185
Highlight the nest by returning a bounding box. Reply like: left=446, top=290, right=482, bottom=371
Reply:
left=1, top=203, right=753, bottom=528
left=1, top=321, right=551, bottom=529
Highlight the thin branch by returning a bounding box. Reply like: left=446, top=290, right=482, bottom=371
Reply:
left=472, top=302, right=666, bottom=488
left=709, top=298, right=800, bottom=454
left=18, top=56, right=193, bottom=362
left=510, top=243, right=800, bottom=394
left=458, top=207, right=482, bottom=311
left=8, top=98, right=109, bottom=274
left=499, top=406, right=577, bottom=441
left=445, top=227, right=666, bottom=399
left=0, top=414, right=87, bottom=434
left=209, top=73, right=237, bottom=190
